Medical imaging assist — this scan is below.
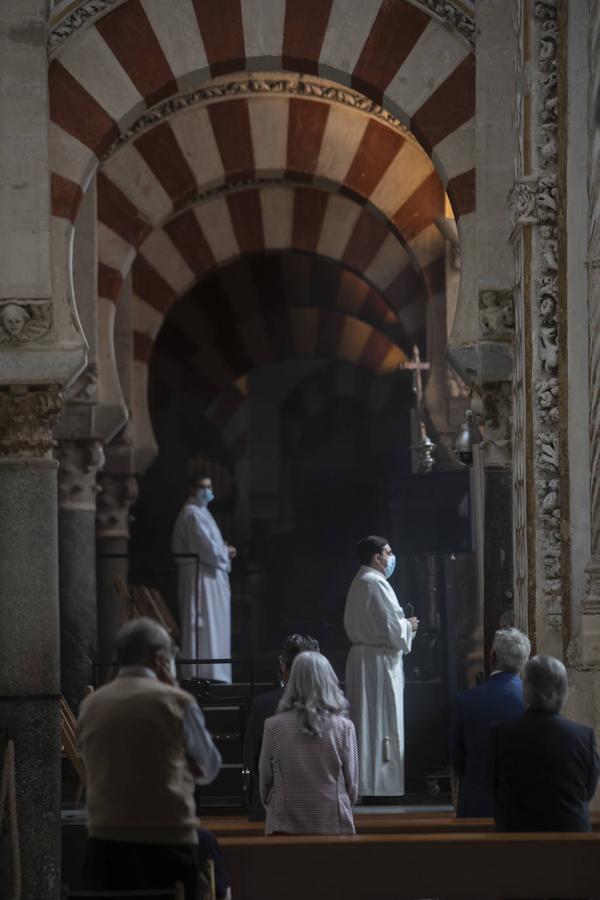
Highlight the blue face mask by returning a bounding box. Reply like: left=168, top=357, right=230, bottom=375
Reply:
left=195, top=487, right=214, bottom=506
left=384, top=554, right=396, bottom=579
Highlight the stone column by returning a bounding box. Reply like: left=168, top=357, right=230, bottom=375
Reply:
left=448, top=0, right=520, bottom=659
left=56, top=439, right=104, bottom=711
left=510, top=1, right=568, bottom=657
left=96, top=473, right=138, bottom=667
left=0, top=385, right=63, bottom=900
left=582, top=2, right=600, bottom=667
left=472, top=376, right=514, bottom=655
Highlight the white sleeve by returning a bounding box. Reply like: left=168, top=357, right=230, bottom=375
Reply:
left=369, top=582, right=413, bottom=653
left=188, top=510, right=230, bottom=570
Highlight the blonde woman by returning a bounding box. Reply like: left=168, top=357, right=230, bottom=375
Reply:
left=259, top=651, right=358, bottom=834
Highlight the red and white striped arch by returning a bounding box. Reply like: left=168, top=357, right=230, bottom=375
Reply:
left=48, top=0, right=475, bottom=466
left=137, top=243, right=418, bottom=464
left=119, top=185, right=434, bottom=346
left=49, top=0, right=474, bottom=215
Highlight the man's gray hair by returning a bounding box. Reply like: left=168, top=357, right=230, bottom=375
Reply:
left=523, top=654, right=568, bottom=713
left=115, top=617, right=173, bottom=667
left=492, top=627, right=531, bottom=674
left=277, top=651, right=349, bottom=737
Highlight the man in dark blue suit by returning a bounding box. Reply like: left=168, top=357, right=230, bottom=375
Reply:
left=451, top=627, right=531, bottom=817
left=491, top=654, right=600, bottom=832
left=243, top=633, right=319, bottom=821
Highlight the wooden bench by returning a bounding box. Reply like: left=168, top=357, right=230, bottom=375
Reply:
left=200, top=813, right=496, bottom=837
left=202, top=810, right=600, bottom=838
left=219, top=831, right=600, bottom=899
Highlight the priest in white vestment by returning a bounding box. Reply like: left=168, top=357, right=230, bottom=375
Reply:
left=344, top=535, right=419, bottom=798
left=171, top=475, right=236, bottom=683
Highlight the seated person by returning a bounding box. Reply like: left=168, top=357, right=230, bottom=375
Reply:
left=450, top=627, right=530, bottom=817
left=77, top=617, right=229, bottom=900
left=259, top=651, right=358, bottom=834
left=243, top=632, right=319, bottom=820
left=491, top=654, right=600, bottom=832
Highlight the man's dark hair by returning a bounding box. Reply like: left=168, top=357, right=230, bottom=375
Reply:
left=189, top=472, right=210, bottom=489
left=356, top=535, right=389, bottom=565
left=280, top=633, right=320, bottom=667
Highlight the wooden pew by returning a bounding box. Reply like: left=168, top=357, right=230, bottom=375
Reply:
left=219, top=831, right=600, bottom=900
left=200, top=813, right=496, bottom=838
left=202, top=809, right=600, bottom=838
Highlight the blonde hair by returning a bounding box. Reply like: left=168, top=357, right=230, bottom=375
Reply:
left=277, top=651, right=349, bottom=737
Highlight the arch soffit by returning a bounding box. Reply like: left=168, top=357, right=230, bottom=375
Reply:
left=79, top=81, right=451, bottom=295
left=111, top=184, right=440, bottom=346
left=149, top=250, right=418, bottom=373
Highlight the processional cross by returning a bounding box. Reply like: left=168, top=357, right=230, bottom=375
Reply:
left=398, top=345, right=436, bottom=472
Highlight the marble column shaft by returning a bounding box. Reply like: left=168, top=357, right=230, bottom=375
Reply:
left=96, top=473, right=138, bottom=671
left=583, top=1, right=600, bottom=665
left=0, top=386, right=63, bottom=900
left=57, top=439, right=104, bottom=711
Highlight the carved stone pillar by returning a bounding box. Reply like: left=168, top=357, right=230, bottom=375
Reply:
left=96, top=473, right=139, bottom=667
left=472, top=374, right=515, bottom=660
left=0, top=385, right=63, bottom=899
left=56, top=439, right=105, bottom=711
left=510, top=1, right=567, bottom=658
left=582, top=1, right=600, bottom=667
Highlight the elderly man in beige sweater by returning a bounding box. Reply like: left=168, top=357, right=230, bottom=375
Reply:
left=77, top=617, right=224, bottom=899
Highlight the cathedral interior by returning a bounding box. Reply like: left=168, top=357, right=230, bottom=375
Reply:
left=2, top=0, right=600, bottom=897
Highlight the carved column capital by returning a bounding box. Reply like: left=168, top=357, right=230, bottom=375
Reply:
left=0, top=384, right=64, bottom=459
left=64, top=363, right=98, bottom=405
left=56, top=439, right=105, bottom=510
left=96, top=473, right=138, bottom=539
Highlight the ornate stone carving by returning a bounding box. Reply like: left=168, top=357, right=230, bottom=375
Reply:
left=509, top=175, right=558, bottom=232
left=509, top=177, right=539, bottom=228
left=0, top=300, right=52, bottom=344
left=48, top=0, right=125, bottom=55
left=96, top=473, right=138, bottom=539
left=536, top=377, right=559, bottom=424
left=56, top=440, right=105, bottom=510
left=536, top=431, right=559, bottom=472
left=479, top=290, right=514, bottom=337
left=407, top=1, right=475, bottom=45
left=64, top=363, right=98, bottom=404
left=547, top=613, right=563, bottom=630
left=0, top=385, right=64, bottom=458
left=511, top=0, right=566, bottom=636
left=472, top=381, right=512, bottom=466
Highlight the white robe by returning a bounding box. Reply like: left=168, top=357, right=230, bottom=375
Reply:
left=343, top=565, right=413, bottom=796
left=171, top=500, right=232, bottom=683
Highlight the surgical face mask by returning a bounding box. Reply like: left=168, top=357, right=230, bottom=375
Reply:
left=383, top=553, right=396, bottom=579
left=195, top=487, right=214, bottom=505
